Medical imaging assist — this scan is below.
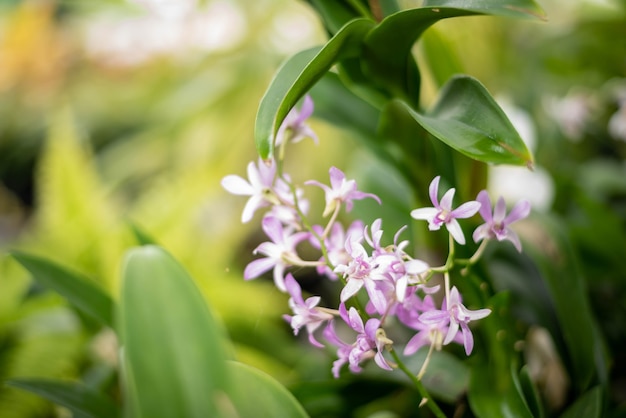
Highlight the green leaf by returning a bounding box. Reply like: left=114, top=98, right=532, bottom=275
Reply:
left=363, top=8, right=473, bottom=106
left=306, top=0, right=360, bottom=34
left=401, top=75, right=534, bottom=166
left=362, top=3, right=544, bottom=105
left=227, top=361, right=309, bottom=418
left=468, top=292, right=534, bottom=418
left=254, top=18, right=375, bottom=160
left=518, top=365, right=545, bottom=418
left=127, top=221, right=158, bottom=246
left=525, top=213, right=598, bottom=391
left=423, top=0, right=546, bottom=20
left=119, top=245, right=232, bottom=418
left=559, top=386, right=603, bottom=418
left=9, top=251, right=115, bottom=328
left=5, top=379, right=120, bottom=418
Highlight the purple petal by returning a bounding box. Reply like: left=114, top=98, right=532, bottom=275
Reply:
left=296, top=95, right=314, bottom=123
left=261, top=216, right=284, bottom=244
left=347, top=307, right=365, bottom=333
left=460, top=322, right=474, bottom=355
left=329, top=166, right=345, bottom=191
left=375, top=351, right=393, bottom=371
left=466, top=307, right=491, bottom=321
left=472, top=223, right=492, bottom=243
left=284, top=273, right=304, bottom=305
left=493, top=197, right=507, bottom=223
left=419, top=310, right=449, bottom=325
left=439, top=188, right=456, bottom=211
left=451, top=201, right=481, bottom=219
left=506, top=229, right=523, bottom=252
left=429, top=176, right=441, bottom=207
left=404, top=331, right=429, bottom=356
left=504, top=199, right=531, bottom=225
left=243, top=257, right=275, bottom=280
left=476, top=190, right=493, bottom=222
left=308, top=332, right=325, bottom=348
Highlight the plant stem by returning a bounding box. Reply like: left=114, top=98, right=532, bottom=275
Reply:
left=390, top=349, right=446, bottom=418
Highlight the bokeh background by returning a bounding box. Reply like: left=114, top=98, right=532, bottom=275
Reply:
left=0, top=0, right=625, bottom=416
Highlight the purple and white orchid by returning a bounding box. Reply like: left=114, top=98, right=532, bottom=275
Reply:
left=410, top=176, right=481, bottom=245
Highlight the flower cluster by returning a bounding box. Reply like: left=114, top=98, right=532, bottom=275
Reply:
left=222, top=97, right=531, bottom=379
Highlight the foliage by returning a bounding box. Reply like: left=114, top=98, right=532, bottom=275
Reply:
left=0, top=0, right=624, bottom=417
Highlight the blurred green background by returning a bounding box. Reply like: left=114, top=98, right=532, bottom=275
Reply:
left=0, top=0, right=624, bottom=416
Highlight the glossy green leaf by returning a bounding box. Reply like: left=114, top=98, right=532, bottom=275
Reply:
left=423, top=0, right=546, bottom=20
left=119, top=245, right=232, bottom=418
left=6, top=379, right=120, bottom=418
left=468, top=292, right=534, bottom=418
left=401, top=75, right=534, bottom=166
left=227, top=361, right=309, bottom=418
left=362, top=3, right=544, bottom=105
left=363, top=8, right=473, bottom=106
left=254, top=18, right=375, bottom=160
left=559, top=386, right=603, bottom=418
left=9, top=251, right=114, bottom=328
left=306, top=0, right=361, bottom=34
left=525, top=213, right=598, bottom=391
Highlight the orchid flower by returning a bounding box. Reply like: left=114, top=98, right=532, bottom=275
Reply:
left=243, top=216, right=310, bottom=291
left=410, top=176, right=480, bottom=245
left=306, top=166, right=381, bottom=217
left=473, top=190, right=531, bottom=252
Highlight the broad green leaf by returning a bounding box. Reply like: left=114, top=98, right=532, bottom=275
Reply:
left=363, top=8, right=473, bottom=106
left=119, top=245, right=232, bottom=418
left=306, top=0, right=361, bottom=34
left=254, top=18, right=375, bottom=160
left=559, top=386, right=603, bottom=418
left=227, top=361, right=309, bottom=418
left=401, top=75, right=534, bottom=166
left=525, top=213, right=598, bottom=391
left=468, top=292, right=534, bottom=418
left=9, top=251, right=114, bottom=328
left=362, top=3, right=544, bottom=105
left=423, top=0, right=546, bottom=20
left=6, top=379, right=120, bottom=418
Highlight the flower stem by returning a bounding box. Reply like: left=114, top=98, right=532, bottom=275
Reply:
left=390, top=349, right=446, bottom=418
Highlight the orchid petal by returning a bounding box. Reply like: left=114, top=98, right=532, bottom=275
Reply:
left=445, top=219, right=466, bottom=245
left=429, top=176, right=441, bottom=206
left=221, top=175, right=254, bottom=196
left=243, top=257, right=275, bottom=280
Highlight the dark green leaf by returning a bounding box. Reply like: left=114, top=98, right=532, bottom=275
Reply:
left=6, top=379, right=120, bottom=418
left=227, top=361, right=309, bottom=418
left=468, top=292, right=534, bottom=418
left=119, top=245, right=232, bottom=418
left=9, top=251, right=114, bottom=328
left=423, top=0, right=546, bottom=20
left=559, top=386, right=603, bottom=418
left=401, top=75, right=534, bottom=166
left=306, top=0, right=360, bottom=34
left=254, top=18, right=375, bottom=160
left=518, top=365, right=545, bottom=418
left=362, top=3, right=544, bottom=105
left=363, top=8, right=474, bottom=106
left=525, top=213, right=598, bottom=391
